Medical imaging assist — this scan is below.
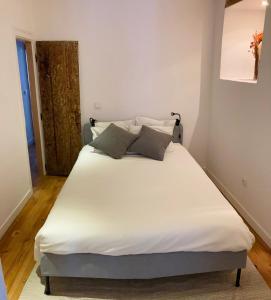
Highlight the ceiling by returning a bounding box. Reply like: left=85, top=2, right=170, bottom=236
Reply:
left=227, top=0, right=268, bottom=10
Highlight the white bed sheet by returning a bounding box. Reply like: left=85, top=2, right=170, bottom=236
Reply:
left=35, top=144, right=254, bottom=261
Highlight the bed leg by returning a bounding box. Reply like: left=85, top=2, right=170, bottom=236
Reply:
left=44, top=276, right=51, bottom=295
left=235, top=268, right=241, bottom=287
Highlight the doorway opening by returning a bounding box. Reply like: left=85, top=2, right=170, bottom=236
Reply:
left=16, top=39, right=43, bottom=186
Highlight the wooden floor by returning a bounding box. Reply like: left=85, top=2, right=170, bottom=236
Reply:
left=0, top=176, right=271, bottom=300
left=0, top=176, right=66, bottom=300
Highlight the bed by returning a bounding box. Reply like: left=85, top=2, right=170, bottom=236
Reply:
left=35, top=119, right=254, bottom=295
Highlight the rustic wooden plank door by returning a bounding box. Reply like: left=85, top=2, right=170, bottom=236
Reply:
left=36, top=41, right=81, bottom=176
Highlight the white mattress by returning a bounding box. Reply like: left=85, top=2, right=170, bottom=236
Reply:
left=35, top=144, right=254, bottom=261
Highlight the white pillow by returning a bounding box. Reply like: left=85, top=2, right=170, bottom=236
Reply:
left=136, top=116, right=175, bottom=127
left=91, top=120, right=134, bottom=140
left=129, top=125, right=174, bottom=136
left=91, top=126, right=106, bottom=140
left=166, top=141, right=176, bottom=153
left=95, top=119, right=135, bottom=128
left=164, top=119, right=176, bottom=126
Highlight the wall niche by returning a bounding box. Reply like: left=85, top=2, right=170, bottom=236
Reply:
left=220, top=0, right=268, bottom=83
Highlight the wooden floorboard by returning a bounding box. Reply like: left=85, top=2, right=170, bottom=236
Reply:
left=0, top=176, right=270, bottom=299
left=0, top=176, right=66, bottom=300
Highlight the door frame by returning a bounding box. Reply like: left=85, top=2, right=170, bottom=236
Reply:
left=16, top=35, right=44, bottom=179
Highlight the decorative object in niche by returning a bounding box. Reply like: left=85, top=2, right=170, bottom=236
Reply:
left=220, top=0, right=267, bottom=83
left=249, top=32, right=263, bottom=80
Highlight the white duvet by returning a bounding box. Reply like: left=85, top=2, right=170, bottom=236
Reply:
left=35, top=144, right=254, bottom=261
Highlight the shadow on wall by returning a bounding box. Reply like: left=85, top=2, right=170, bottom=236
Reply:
left=188, top=5, right=215, bottom=169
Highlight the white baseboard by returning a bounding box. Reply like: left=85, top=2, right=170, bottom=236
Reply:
left=207, top=169, right=271, bottom=249
left=0, top=189, right=33, bottom=239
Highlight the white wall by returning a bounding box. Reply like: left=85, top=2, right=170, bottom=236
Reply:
left=33, top=0, right=215, bottom=166
left=0, top=0, right=215, bottom=237
left=0, top=0, right=36, bottom=237
left=207, top=1, right=271, bottom=247
left=221, top=8, right=265, bottom=81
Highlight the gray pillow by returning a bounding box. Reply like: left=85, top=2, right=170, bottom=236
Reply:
left=128, top=125, right=171, bottom=161
left=90, top=123, right=137, bottom=159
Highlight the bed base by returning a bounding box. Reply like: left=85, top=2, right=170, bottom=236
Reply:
left=44, top=276, right=50, bottom=295
left=40, top=250, right=246, bottom=295
left=44, top=269, right=242, bottom=295
left=236, top=268, right=242, bottom=287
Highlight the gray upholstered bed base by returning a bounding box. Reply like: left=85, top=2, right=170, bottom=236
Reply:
left=40, top=250, right=246, bottom=294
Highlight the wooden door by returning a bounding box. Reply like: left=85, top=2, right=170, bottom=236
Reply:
left=36, top=41, right=81, bottom=176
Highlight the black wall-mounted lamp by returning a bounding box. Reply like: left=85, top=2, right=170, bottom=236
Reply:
left=171, top=112, right=181, bottom=126
left=89, top=117, right=96, bottom=127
